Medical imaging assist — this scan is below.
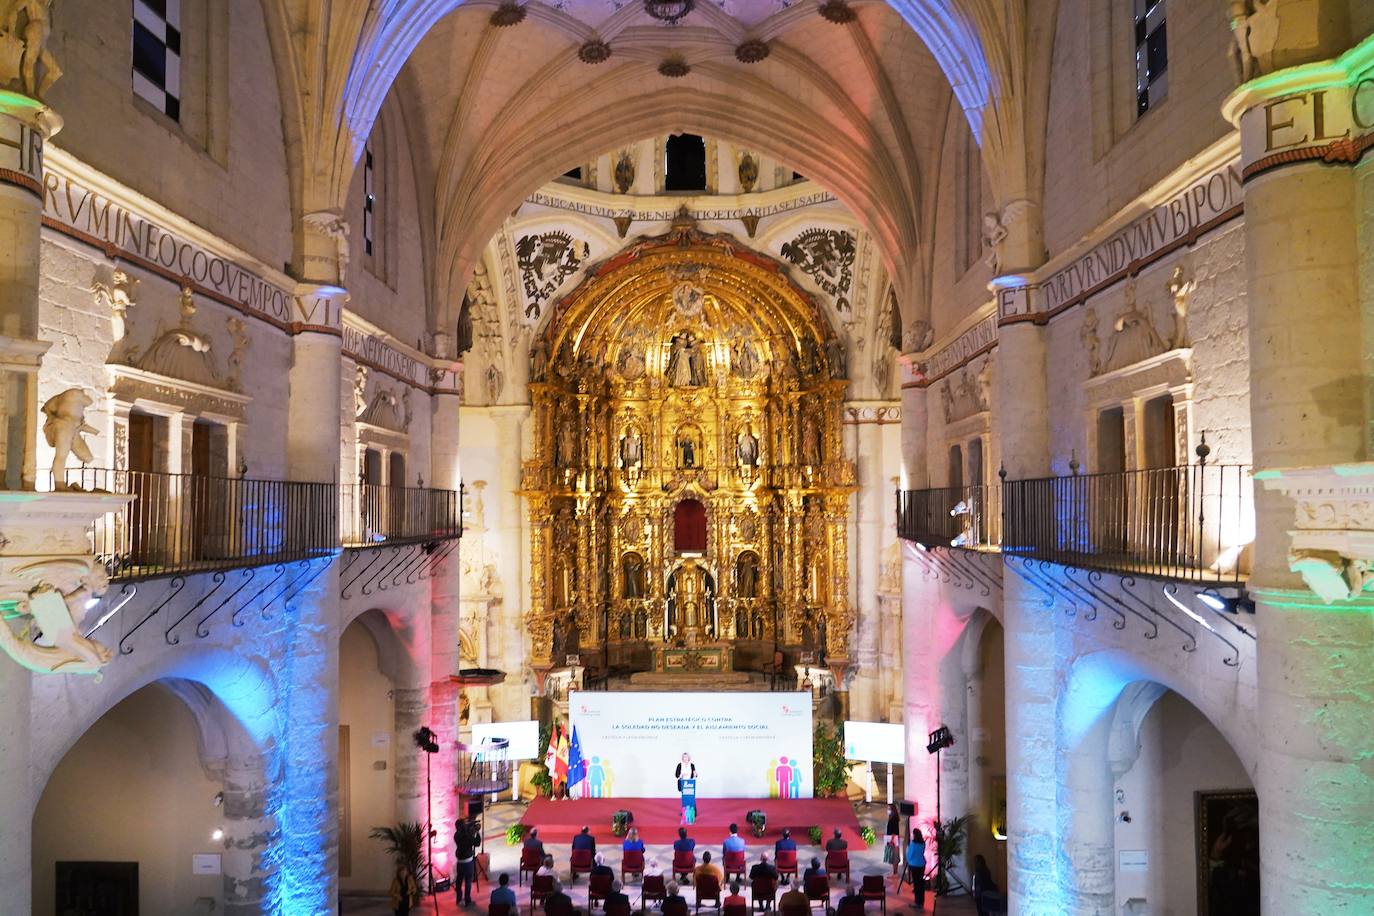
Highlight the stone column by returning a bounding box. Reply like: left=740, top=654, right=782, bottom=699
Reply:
left=286, top=284, right=345, bottom=483
left=991, top=319, right=1051, bottom=479
left=0, top=94, right=59, bottom=490
left=219, top=752, right=274, bottom=916
left=428, top=363, right=462, bottom=872
left=899, top=381, right=928, bottom=489
left=0, top=651, right=29, bottom=908
left=1222, top=18, right=1372, bottom=914
left=1000, top=568, right=1060, bottom=916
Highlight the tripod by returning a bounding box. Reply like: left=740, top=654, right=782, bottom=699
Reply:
left=928, top=745, right=969, bottom=915
left=414, top=727, right=444, bottom=908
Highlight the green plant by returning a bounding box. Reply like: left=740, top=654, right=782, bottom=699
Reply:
left=860, top=826, right=877, bottom=847
left=506, top=824, right=530, bottom=846
left=812, top=722, right=852, bottom=798
left=612, top=810, right=633, bottom=837
left=746, top=810, right=767, bottom=837
left=370, top=822, right=426, bottom=880
left=808, top=825, right=823, bottom=846
left=929, top=815, right=972, bottom=895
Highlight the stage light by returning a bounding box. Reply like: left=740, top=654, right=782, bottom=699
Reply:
left=1198, top=587, right=1255, bottom=615
left=951, top=533, right=969, bottom=547
left=949, top=500, right=969, bottom=516
left=925, top=726, right=953, bottom=754
left=1197, top=592, right=1226, bottom=612
left=914, top=541, right=928, bottom=552
left=84, top=596, right=100, bottom=610
left=211, top=828, right=224, bottom=842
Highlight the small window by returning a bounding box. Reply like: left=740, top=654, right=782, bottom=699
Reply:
left=563, top=166, right=583, bottom=181
left=132, top=0, right=182, bottom=121
left=363, top=146, right=376, bottom=257
left=792, top=171, right=806, bottom=183
left=1134, top=0, right=1167, bottom=116
left=664, top=134, right=707, bottom=192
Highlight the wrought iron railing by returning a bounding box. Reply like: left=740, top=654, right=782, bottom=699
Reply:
left=896, top=484, right=1002, bottom=549
left=340, top=483, right=463, bottom=547
left=57, top=468, right=338, bottom=580
left=898, top=464, right=1253, bottom=585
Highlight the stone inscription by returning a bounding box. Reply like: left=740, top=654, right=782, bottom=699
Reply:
left=998, top=157, right=1242, bottom=323
left=1240, top=72, right=1374, bottom=174
left=42, top=167, right=294, bottom=324
left=342, top=323, right=424, bottom=387
left=918, top=313, right=997, bottom=384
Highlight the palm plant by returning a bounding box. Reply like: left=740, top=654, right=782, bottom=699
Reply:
left=370, top=821, right=426, bottom=880
left=929, top=814, right=971, bottom=895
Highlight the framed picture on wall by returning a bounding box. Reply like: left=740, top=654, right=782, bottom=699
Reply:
left=1195, top=790, right=1260, bottom=915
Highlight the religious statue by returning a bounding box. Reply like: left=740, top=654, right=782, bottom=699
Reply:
left=617, top=345, right=645, bottom=380
left=303, top=211, right=350, bottom=284
left=677, top=429, right=699, bottom=468
left=614, top=150, right=636, bottom=194
left=667, top=332, right=707, bottom=387
left=731, top=337, right=760, bottom=379
left=673, top=282, right=706, bottom=319
left=0, top=557, right=111, bottom=675
left=485, top=363, right=503, bottom=403
left=91, top=267, right=138, bottom=343
left=1167, top=265, right=1195, bottom=348
left=621, top=553, right=645, bottom=598
left=530, top=337, right=549, bottom=382
left=800, top=413, right=822, bottom=466
left=737, top=152, right=760, bottom=193
left=0, top=0, right=61, bottom=100
left=42, top=388, right=96, bottom=487
left=825, top=336, right=847, bottom=379
left=735, top=552, right=760, bottom=598
left=736, top=427, right=759, bottom=468
left=620, top=426, right=644, bottom=469
left=556, top=415, right=578, bottom=467
left=982, top=212, right=1008, bottom=272
left=1081, top=307, right=1101, bottom=376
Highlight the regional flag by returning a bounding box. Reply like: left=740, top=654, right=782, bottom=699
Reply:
left=567, top=724, right=587, bottom=798
left=556, top=725, right=570, bottom=782
left=544, top=723, right=561, bottom=775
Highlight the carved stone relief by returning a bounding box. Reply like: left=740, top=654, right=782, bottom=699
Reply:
left=780, top=228, right=855, bottom=311
left=0, top=0, right=61, bottom=99
left=516, top=231, right=587, bottom=317
left=91, top=267, right=139, bottom=343
left=940, top=356, right=991, bottom=423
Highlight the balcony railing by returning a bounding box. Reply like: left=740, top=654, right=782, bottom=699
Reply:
left=340, top=483, right=463, bottom=547
left=898, top=464, right=1253, bottom=585
left=59, top=468, right=338, bottom=580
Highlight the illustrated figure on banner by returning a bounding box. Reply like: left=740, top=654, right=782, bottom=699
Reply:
left=588, top=756, right=615, bottom=797
left=767, top=756, right=802, bottom=799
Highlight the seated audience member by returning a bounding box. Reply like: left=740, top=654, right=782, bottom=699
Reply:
left=749, top=852, right=778, bottom=882
left=825, top=829, right=848, bottom=852
left=839, top=883, right=863, bottom=907
left=524, top=828, right=546, bottom=855
left=606, top=879, right=632, bottom=910
left=536, top=854, right=557, bottom=878
left=623, top=827, right=646, bottom=853
left=695, top=851, right=724, bottom=884
left=592, top=854, right=615, bottom=880
left=802, top=858, right=825, bottom=881
left=779, top=879, right=808, bottom=910
left=573, top=826, right=597, bottom=854
left=723, top=824, right=746, bottom=854
left=666, top=881, right=686, bottom=901
left=674, top=827, right=697, bottom=853
left=972, top=853, right=1001, bottom=916
left=544, top=879, right=572, bottom=914
left=724, top=882, right=747, bottom=908
left=490, top=873, right=518, bottom=909
left=774, top=829, right=797, bottom=854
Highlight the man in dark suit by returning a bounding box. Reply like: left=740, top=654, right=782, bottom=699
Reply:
left=544, top=879, right=573, bottom=915
left=825, top=829, right=848, bottom=852
left=674, top=827, right=697, bottom=853
left=605, top=879, right=631, bottom=910
left=591, top=854, right=615, bottom=880
left=802, top=857, right=825, bottom=881
left=524, top=827, right=546, bottom=855
left=774, top=829, right=797, bottom=855
left=749, top=853, right=778, bottom=882
left=573, top=825, right=597, bottom=854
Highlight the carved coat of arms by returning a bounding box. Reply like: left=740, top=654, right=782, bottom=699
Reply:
left=516, top=231, right=587, bottom=317
left=780, top=228, right=856, bottom=311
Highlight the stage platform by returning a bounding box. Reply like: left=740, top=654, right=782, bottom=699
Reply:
left=520, top=797, right=865, bottom=847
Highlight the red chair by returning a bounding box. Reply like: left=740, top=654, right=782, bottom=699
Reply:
left=489, top=904, right=513, bottom=916
left=664, top=898, right=690, bottom=916
left=571, top=848, right=595, bottom=882
left=696, top=875, right=723, bottom=913
left=672, top=851, right=697, bottom=883
left=591, top=872, right=616, bottom=910
left=804, top=875, right=830, bottom=913
left=531, top=874, right=555, bottom=909
left=548, top=895, right=576, bottom=916
left=774, top=851, right=798, bottom=883
left=642, top=875, right=667, bottom=913
left=780, top=904, right=809, bottom=916
left=823, top=851, right=850, bottom=884
left=520, top=847, right=543, bottom=885
left=724, top=905, right=749, bottom=916
left=860, top=875, right=886, bottom=915
left=608, top=901, right=634, bottom=916
left=622, top=849, right=646, bottom=884
left=750, top=877, right=777, bottom=913
left=835, top=898, right=865, bottom=916
left=723, top=851, right=747, bottom=883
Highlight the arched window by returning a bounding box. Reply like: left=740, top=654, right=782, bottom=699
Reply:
left=664, top=134, right=707, bottom=191
left=673, top=499, right=707, bottom=552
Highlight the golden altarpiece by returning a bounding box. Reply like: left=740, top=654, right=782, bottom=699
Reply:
left=521, top=221, right=856, bottom=684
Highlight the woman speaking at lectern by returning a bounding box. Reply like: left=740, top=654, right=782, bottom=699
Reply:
left=676, top=752, right=698, bottom=792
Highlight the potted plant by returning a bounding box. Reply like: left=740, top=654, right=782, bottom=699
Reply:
left=808, top=825, right=823, bottom=846
left=369, top=821, right=425, bottom=883
left=859, top=826, right=877, bottom=847
left=746, top=809, right=767, bottom=837
left=812, top=722, right=852, bottom=798
left=506, top=824, right=530, bottom=846
left=930, top=815, right=972, bottom=895
left=612, top=810, right=634, bottom=837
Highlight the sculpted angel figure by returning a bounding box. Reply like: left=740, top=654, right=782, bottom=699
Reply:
left=0, top=558, right=112, bottom=675
left=42, top=388, right=97, bottom=486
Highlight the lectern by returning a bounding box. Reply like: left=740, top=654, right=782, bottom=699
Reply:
left=680, top=777, right=697, bottom=825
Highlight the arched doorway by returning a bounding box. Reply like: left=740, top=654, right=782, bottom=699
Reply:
left=966, top=616, right=1007, bottom=893
left=32, top=680, right=269, bottom=915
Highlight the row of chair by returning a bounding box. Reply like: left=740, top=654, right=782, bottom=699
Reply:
left=520, top=848, right=853, bottom=887
left=525, top=872, right=887, bottom=916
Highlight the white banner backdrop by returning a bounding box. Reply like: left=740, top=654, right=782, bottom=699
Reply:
left=568, top=691, right=814, bottom=798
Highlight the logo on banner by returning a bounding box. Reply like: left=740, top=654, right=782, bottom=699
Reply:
left=767, top=756, right=805, bottom=799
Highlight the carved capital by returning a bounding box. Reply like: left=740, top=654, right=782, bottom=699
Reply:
left=1258, top=462, right=1374, bottom=603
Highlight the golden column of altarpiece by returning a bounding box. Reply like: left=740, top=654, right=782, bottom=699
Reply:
left=521, top=224, right=856, bottom=687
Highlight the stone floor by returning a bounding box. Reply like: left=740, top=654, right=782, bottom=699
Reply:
left=341, top=800, right=976, bottom=916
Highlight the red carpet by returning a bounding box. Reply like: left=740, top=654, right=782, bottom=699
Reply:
left=520, top=797, right=864, bottom=846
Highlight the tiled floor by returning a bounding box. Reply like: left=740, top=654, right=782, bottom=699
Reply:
left=342, top=800, right=976, bottom=916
